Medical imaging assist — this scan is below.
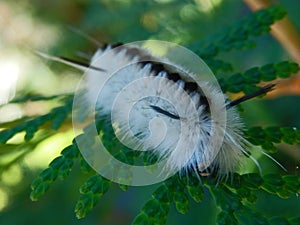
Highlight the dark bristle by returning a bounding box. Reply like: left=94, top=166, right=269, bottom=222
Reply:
left=199, top=95, right=210, bottom=113
left=138, top=61, right=165, bottom=74
left=150, top=105, right=180, bottom=120
left=200, top=95, right=209, bottom=106
left=102, top=43, right=108, bottom=50
left=140, top=61, right=152, bottom=68
left=167, top=73, right=181, bottom=82
left=226, top=84, right=275, bottom=108
left=111, top=42, right=123, bottom=48
left=151, top=63, right=165, bottom=74
left=184, top=82, right=198, bottom=93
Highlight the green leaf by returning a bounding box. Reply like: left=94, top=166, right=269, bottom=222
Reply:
left=30, top=143, right=79, bottom=201
left=235, top=209, right=269, bottom=225
left=132, top=213, right=150, bottom=225
left=194, top=6, right=287, bottom=58
left=217, top=211, right=239, bottom=225
left=222, top=61, right=299, bottom=94
left=246, top=126, right=300, bottom=153
left=282, top=175, right=300, bottom=194
left=0, top=97, right=73, bottom=143
left=185, top=174, right=204, bottom=203
left=75, top=175, right=110, bottom=219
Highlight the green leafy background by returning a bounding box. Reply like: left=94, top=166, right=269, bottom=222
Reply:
left=0, top=0, right=300, bottom=224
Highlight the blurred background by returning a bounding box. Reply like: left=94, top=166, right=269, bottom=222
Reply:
left=0, top=0, right=299, bottom=224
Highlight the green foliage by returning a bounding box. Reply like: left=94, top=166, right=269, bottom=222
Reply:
left=0, top=96, right=73, bottom=144
left=1, top=4, right=300, bottom=225
left=246, top=126, right=300, bottom=153
left=191, top=6, right=286, bottom=58
left=132, top=173, right=300, bottom=225
left=30, top=144, right=79, bottom=201
left=133, top=183, right=172, bottom=225
left=215, top=173, right=300, bottom=224
left=220, top=62, right=300, bottom=94
left=9, top=93, right=72, bottom=103
left=75, top=175, right=110, bottom=219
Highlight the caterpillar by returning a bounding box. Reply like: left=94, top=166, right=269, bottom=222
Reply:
left=37, top=39, right=282, bottom=183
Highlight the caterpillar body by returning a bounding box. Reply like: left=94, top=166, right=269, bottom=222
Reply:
left=37, top=40, right=277, bottom=181
left=85, top=42, right=275, bottom=178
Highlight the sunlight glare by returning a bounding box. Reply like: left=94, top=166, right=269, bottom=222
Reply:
left=0, top=60, right=19, bottom=104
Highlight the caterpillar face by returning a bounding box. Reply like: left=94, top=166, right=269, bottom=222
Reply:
left=84, top=42, right=246, bottom=178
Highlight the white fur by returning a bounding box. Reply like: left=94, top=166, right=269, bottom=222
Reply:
left=84, top=44, right=247, bottom=177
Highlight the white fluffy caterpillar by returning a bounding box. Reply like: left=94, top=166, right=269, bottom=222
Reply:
left=85, top=42, right=276, bottom=178
left=37, top=40, right=281, bottom=181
